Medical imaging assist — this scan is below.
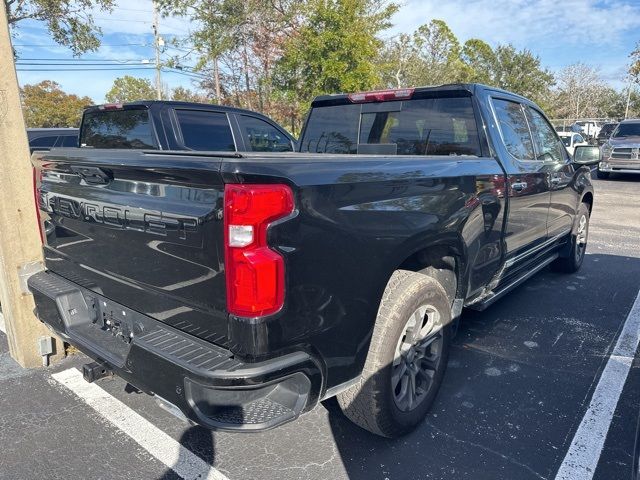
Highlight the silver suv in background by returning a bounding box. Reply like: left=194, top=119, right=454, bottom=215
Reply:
left=598, top=119, right=640, bottom=179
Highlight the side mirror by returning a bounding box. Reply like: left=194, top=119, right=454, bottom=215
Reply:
left=573, top=145, right=600, bottom=166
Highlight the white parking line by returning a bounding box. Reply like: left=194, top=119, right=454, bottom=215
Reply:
left=0, top=312, right=5, bottom=334
left=51, top=368, right=229, bottom=480
left=555, top=290, right=640, bottom=480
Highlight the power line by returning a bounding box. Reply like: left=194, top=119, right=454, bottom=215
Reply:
left=16, top=63, right=151, bottom=66
left=17, top=58, right=150, bottom=62
left=16, top=67, right=157, bottom=72
left=13, top=43, right=149, bottom=48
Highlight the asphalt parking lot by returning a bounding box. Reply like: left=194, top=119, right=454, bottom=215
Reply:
left=1, top=173, right=640, bottom=480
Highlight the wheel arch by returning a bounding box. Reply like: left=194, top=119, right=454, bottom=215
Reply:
left=395, top=241, right=464, bottom=303
left=581, top=190, right=594, bottom=215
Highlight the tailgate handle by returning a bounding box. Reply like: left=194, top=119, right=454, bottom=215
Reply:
left=71, top=166, right=113, bottom=185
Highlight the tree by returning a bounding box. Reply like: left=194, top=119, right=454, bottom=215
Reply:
left=380, top=19, right=464, bottom=88
left=5, top=0, right=115, bottom=56
left=105, top=76, right=156, bottom=103
left=460, top=38, right=496, bottom=84
left=630, top=42, right=640, bottom=84
left=491, top=45, right=554, bottom=108
left=170, top=86, right=209, bottom=103
left=412, top=19, right=463, bottom=84
left=552, top=62, right=607, bottom=118
left=275, top=0, right=398, bottom=104
left=21, top=80, right=92, bottom=127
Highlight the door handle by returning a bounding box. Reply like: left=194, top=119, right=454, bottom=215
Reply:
left=511, top=182, right=527, bottom=192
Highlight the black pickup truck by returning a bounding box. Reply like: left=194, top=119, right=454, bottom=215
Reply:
left=29, top=85, right=600, bottom=438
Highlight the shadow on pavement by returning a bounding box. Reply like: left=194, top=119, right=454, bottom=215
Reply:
left=322, top=253, right=640, bottom=480
left=158, top=426, right=216, bottom=480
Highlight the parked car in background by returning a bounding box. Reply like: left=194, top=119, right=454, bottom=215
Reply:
left=596, top=122, right=618, bottom=145
left=79, top=101, right=295, bottom=152
left=27, top=128, right=79, bottom=153
left=559, top=131, right=589, bottom=155
left=573, top=121, right=601, bottom=140
left=598, top=119, right=640, bottom=179
left=29, top=85, right=598, bottom=438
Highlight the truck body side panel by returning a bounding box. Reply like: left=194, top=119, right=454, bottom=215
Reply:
left=220, top=153, right=506, bottom=386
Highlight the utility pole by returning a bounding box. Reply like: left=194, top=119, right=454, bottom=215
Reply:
left=0, top=3, right=63, bottom=367
left=625, top=81, right=632, bottom=120
left=152, top=0, right=162, bottom=100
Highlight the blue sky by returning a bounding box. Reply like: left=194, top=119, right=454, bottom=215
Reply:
left=11, top=0, right=640, bottom=102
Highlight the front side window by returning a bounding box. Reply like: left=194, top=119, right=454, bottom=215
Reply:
left=240, top=116, right=293, bottom=152
left=492, top=98, right=535, bottom=160
left=526, top=107, right=566, bottom=163
left=175, top=110, right=235, bottom=151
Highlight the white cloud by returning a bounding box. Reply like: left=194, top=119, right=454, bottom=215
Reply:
left=389, top=0, right=640, bottom=49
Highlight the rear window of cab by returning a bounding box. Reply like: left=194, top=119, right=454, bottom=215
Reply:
left=80, top=108, right=156, bottom=149
left=300, top=96, right=481, bottom=156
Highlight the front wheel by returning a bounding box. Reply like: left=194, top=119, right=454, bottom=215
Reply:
left=336, top=270, right=451, bottom=438
left=552, top=203, right=590, bottom=273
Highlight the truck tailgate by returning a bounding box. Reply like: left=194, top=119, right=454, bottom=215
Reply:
left=33, top=149, right=230, bottom=347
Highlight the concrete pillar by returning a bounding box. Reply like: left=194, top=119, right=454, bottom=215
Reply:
left=0, top=4, right=63, bottom=367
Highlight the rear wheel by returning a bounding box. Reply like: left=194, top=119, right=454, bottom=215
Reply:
left=552, top=203, right=589, bottom=273
left=336, top=270, right=451, bottom=437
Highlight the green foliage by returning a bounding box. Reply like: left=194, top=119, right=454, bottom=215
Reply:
left=460, top=39, right=496, bottom=84
left=630, top=42, right=640, bottom=83
left=5, top=0, right=115, bottom=56
left=105, top=76, right=156, bottom=103
left=170, top=86, right=209, bottom=103
left=378, top=20, right=554, bottom=107
left=21, top=80, right=92, bottom=127
left=275, top=0, right=398, bottom=105
left=490, top=45, right=555, bottom=107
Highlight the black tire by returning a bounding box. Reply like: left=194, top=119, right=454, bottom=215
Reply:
left=552, top=203, right=590, bottom=273
left=336, top=270, right=451, bottom=438
left=596, top=169, right=610, bottom=180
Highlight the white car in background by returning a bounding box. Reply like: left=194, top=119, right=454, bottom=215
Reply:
left=559, top=132, right=589, bottom=155
left=573, top=121, right=602, bottom=139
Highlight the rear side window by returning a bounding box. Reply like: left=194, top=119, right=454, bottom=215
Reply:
left=81, top=109, right=156, bottom=149
left=492, top=99, right=535, bottom=160
left=300, top=96, right=481, bottom=156
left=29, top=136, right=58, bottom=148
left=175, top=110, right=235, bottom=151
left=240, top=115, right=293, bottom=152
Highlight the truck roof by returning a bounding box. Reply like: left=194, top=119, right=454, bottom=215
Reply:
left=310, top=83, right=528, bottom=107
left=84, top=100, right=278, bottom=121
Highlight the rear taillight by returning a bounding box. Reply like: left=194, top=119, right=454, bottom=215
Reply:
left=347, top=88, right=415, bottom=103
left=224, top=184, right=294, bottom=317
left=32, top=167, right=44, bottom=243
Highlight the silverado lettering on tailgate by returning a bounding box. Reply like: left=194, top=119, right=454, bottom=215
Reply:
left=46, top=194, right=199, bottom=239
